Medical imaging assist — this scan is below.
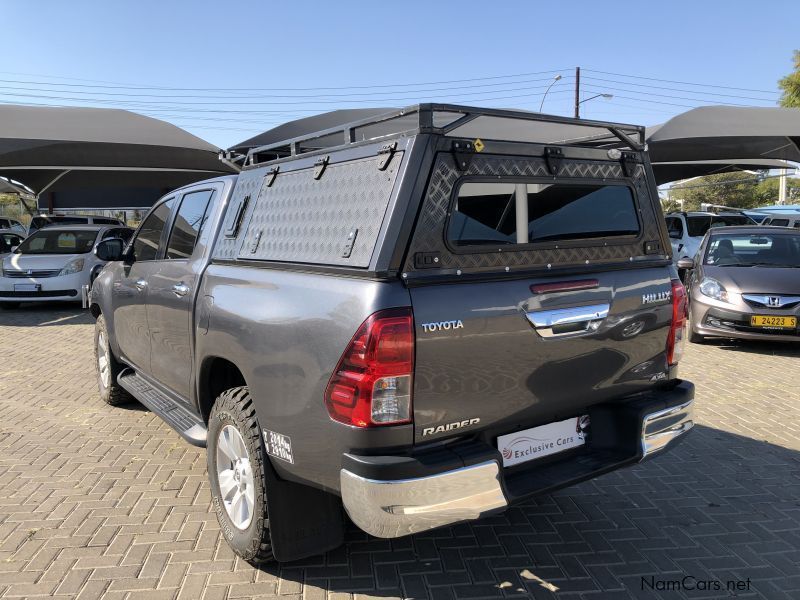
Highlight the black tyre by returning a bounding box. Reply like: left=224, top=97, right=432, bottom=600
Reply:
left=207, top=387, right=274, bottom=563
left=0, top=302, right=20, bottom=310
left=94, top=314, right=133, bottom=405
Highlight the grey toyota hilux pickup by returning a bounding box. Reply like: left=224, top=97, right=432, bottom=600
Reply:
left=89, top=105, right=695, bottom=563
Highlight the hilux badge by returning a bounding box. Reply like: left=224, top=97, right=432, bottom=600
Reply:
left=642, top=290, right=672, bottom=305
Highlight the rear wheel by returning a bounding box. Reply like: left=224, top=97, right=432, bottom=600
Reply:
left=207, top=387, right=274, bottom=563
left=94, top=314, right=133, bottom=405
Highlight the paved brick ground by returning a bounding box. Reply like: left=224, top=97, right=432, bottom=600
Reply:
left=0, top=304, right=798, bottom=600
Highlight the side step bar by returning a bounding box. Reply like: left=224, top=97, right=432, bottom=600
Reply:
left=118, top=370, right=207, bottom=447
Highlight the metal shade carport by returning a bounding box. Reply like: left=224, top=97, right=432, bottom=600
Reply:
left=0, top=104, right=237, bottom=211
left=647, top=106, right=800, bottom=163
left=651, top=158, right=792, bottom=185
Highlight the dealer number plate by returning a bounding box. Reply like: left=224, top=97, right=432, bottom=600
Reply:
left=750, top=315, right=797, bottom=329
left=497, top=416, right=589, bottom=468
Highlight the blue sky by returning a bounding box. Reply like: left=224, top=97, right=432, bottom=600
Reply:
left=2, top=0, right=797, bottom=149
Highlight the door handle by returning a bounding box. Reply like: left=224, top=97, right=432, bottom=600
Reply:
left=526, top=303, right=610, bottom=338
left=135, top=279, right=147, bottom=291
left=172, top=282, right=190, bottom=297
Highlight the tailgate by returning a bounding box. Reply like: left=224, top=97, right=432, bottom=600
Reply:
left=410, top=268, right=675, bottom=443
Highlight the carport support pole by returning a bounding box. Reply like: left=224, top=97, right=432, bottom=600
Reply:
left=515, top=184, right=528, bottom=244
left=34, top=169, right=71, bottom=214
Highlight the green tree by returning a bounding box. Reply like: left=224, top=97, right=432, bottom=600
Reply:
left=778, top=50, right=800, bottom=108
left=753, top=176, right=800, bottom=204
left=668, top=172, right=766, bottom=211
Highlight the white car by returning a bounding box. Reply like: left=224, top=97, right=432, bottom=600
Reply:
left=665, top=211, right=755, bottom=262
left=761, top=214, right=800, bottom=228
left=0, top=217, right=27, bottom=235
left=0, top=224, right=132, bottom=308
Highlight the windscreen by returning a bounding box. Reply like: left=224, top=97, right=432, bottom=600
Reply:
left=704, top=233, right=800, bottom=267
left=448, top=182, right=639, bottom=247
left=686, top=214, right=752, bottom=237
left=15, top=229, right=98, bottom=255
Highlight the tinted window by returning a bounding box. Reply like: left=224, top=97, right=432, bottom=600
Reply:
left=93, top=218, right=120, bottom=225
left=101, top=227, right=134, bottom=242
left=166, top=190, right=213, bottom=259
left=666, top=217, right=684, bottom=238
left=0, top=219, right=8, bottom=228
left=16, top=229, right=98, bottom=255
left=0, top=233, right=21, bottom=251
left=448, top=182, right=639, bottom=247
left=132, top=199, right=175, bottom=261
left=768, top=218, right=790, bottom=227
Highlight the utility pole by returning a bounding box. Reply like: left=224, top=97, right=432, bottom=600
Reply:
left=573, top=66, right=581, bottom=119
left=778, top=168, right=787, bottom=204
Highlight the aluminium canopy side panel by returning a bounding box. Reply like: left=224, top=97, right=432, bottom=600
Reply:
left=236, top=153, right=404, bottom=268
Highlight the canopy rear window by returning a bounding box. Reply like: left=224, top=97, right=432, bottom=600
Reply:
left=448, top=182, right=640, bottom=248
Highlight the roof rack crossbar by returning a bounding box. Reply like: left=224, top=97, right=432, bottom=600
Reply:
left=244, top=103, right=646, bottom=167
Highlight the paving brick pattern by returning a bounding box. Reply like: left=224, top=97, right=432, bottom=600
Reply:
left=0, top=304, right=798, bottom=600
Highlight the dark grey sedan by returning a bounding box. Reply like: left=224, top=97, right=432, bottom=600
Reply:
left=680, top=226, right=800, bottom=343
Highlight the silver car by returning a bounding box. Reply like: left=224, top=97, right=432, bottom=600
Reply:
left=682, top=226, right=800, bottom=343
left=0, top=224, right=132, bottom=308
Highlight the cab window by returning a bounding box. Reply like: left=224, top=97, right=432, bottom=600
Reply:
left=132, top=199, right=175, bottom=261
left=165, top=190, right=214, bottom=260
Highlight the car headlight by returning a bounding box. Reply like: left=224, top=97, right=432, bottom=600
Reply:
left=699, top=277, right=729, bottom=302
left=59, top=258, right=85, bottom=276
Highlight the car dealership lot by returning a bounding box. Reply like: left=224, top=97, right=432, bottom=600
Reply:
left=0, top=305, right=798, bottom=600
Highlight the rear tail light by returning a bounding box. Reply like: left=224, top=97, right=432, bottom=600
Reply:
left=325, top=308, right=414, bottom=427
left=666, top=279, right=688, bottom=366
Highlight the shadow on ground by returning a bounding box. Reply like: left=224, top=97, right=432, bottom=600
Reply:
left=0, top=302, right=93, bottom=327
left=257, top=424, right=800, bottom=600
left=699, top=337, right=800, bottom=358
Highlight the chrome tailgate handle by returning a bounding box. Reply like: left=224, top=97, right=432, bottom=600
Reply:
left=172, top=283, right=190, bottom=297
left=526, top=303, right=610, bottom=338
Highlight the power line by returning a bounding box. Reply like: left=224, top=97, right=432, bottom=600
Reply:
left=583, top=68, right=777, bottom=95
left=0, top=68, right=571, bottom=93
left=581, top=75, right=778, bottom=102
left=581, top=85, right=768, bottom=108
left=0, top=83, right=573, bottom=106
left=0, top=76, right=574, bottom=100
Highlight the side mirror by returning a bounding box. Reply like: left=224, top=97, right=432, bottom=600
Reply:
left=10, top=246, right=18, bottom=253
left=95, top=238, right=125, bottom=261
left=676, top=257, right=695, bottom=270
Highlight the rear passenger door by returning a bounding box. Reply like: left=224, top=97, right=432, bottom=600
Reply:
left=114, top=198, right=176, bottom=371
left=146, top=187, right=215, bottom=400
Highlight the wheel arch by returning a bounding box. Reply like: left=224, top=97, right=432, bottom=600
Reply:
left=198, top=356, right=248, bottom=424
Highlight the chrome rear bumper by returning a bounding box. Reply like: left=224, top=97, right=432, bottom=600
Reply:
left=341, top=394, right=695, bottom=539
left=340, top=461, right=507, bottom=538
left=641, top=399, right=694, bottom=457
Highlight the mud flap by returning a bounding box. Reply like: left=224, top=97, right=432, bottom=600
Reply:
left=263, top=460, right=345, bottom=562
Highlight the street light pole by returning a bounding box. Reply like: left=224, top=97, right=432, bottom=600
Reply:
left=573, top=67, right=581, bottom=118
left=538, top=74, right=563, bottom=112
left=577, top=93, right=614, bottom=117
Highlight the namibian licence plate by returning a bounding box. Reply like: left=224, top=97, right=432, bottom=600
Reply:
left=750, top=315, right=797, bottom=329
left=497, top=416, right=589, bottom=468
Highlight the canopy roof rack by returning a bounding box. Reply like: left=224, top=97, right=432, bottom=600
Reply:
left=244, top=103, right=645, bottom=168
